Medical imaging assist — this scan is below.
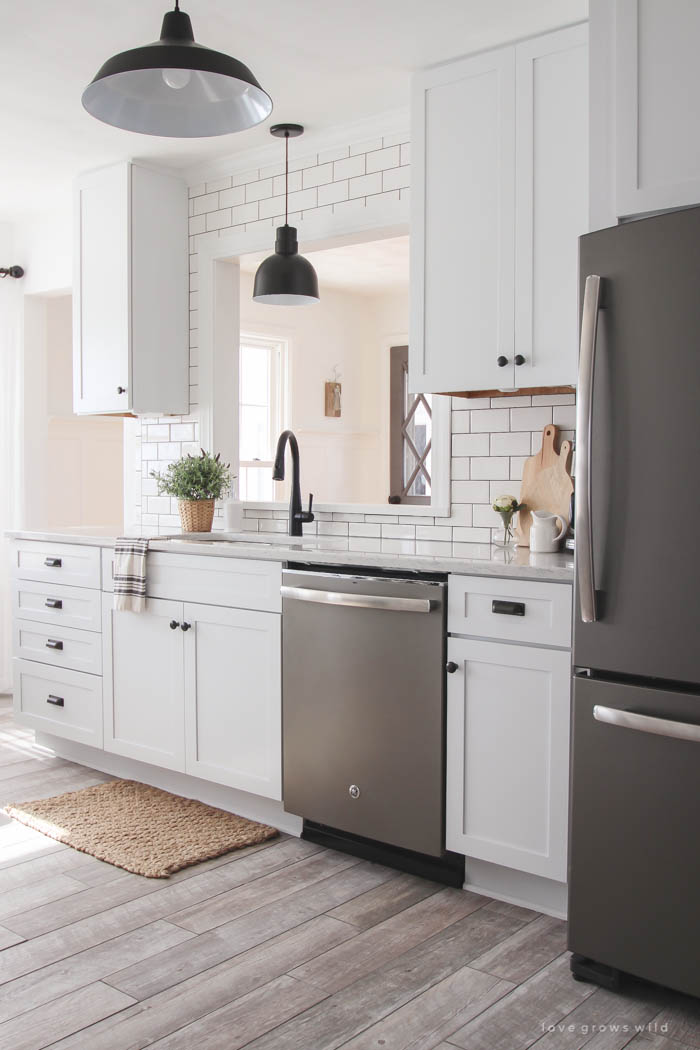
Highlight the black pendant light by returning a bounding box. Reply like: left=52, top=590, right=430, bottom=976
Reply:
left=82, top=2, right=272, bottom=137
left=253, top=125, right=320, bottom=306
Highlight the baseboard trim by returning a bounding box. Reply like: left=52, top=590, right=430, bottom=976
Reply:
left=35, top=732, right=303, bottom=837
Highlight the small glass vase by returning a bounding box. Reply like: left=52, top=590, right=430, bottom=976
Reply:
left=493, top=513, right=516, bottom=549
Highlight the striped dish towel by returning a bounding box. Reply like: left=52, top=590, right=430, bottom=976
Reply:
left=113, top=538, right=149, bottom=612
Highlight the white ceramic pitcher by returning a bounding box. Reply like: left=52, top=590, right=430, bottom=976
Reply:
left=529, top=510, right=567, bottom=552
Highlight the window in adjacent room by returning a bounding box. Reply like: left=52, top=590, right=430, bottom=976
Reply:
left=389, top=344, right=432, bottom=505
left=238, top=335, right=286, bottom=501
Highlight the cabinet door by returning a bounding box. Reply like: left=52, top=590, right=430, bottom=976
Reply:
left=73, top=164, right=131, bottom=414
left=514, top=25, right=588, bottom=387
left=410, top=47, right=516, bottom=393
left=616, top=0, right=700, bottom=216
left=183, top=603, right=281, bottom=799
left=446, top=636, right=570, bottom=880
left=102, top=594, right=185, bottom=770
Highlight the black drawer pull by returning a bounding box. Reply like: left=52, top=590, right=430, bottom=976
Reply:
left=44, top=557, right=62, bottom=567
left=46, top=695, right=64, bottom=707
left=492, top=600, right=525, bottom=617
left=46, top=639, right=64, bottom=650
left=45, top=598, right=63, bottom=609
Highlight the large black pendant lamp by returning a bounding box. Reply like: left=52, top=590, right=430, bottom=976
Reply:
left=82, top=2, right=272, bottom=137
left=253, top=125, right=320, bottom=306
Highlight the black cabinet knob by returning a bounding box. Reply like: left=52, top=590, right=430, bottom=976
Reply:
left=181, top=622, right=191, bottom=631
left=446, top=661, right=459, bottom=674
left=46, top=695, right=64, bottom=707
left=44, top=557, right=62, bottom=567
left=46, top=639, right=64, bottom=650
left=117, top=386, right=126, bottom=394
left=169, top=620, right=180, bottom=630
left=497, top=356, right=509, bottom=367
left=514, top=354, right=525, bottom=366
left=45, top=598, right=62, bottom=609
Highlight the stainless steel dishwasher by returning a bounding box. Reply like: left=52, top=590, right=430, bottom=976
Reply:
left=282, top=565, right=462, bottom=884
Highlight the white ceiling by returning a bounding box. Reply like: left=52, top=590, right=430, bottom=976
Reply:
left=1, top=0, right=587, bottom=220
left=240, top=234, right=410, bottom=295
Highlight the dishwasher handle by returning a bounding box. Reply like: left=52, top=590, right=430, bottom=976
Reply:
left=280, top=585, right=437, bottom=614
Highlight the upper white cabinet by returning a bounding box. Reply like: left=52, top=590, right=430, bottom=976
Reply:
left=410, top=24, right=588, bottom=394
left=73, top=162, right=189, bottom=416
left=612, top=0, right=700, bottom=219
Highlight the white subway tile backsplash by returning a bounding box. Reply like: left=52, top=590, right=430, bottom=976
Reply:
left=206, top=176, right=232, bottom=193
left=317, top=180, right=349, bottom=206
left=471, top=409, right=510, bottom=433
left=146, top=425, right=169, bottom=442
left=193, top=192, right=218, bottom=215
left=334, top=154, right=366, bottom=180
left=303, top=163, right=334, bottom=188
left=206, top=208, right=232, bottom=231
left=451, top=412, right=471, bottom=435
left=350, top=137, right=383, bottom=156
left=451, top=458, right=470, bottom=480
left=553, top=405, right=577, bottom=429
left=470, top=457, right=509, bottom=480
left=318, top=145, right=349, bottom=164
left=381, top=524, right=415, bottom=539
left=416, top=525, right=451, bottom=541
left=452, top=526, right=492, bottom=543
left=348, top=172, right=382, bottom=199
left=489, top=431, right=531, bottom=456
left=451, top=480, right=491, bottom=503
left=219, top=185, right=245, bottom=208
left=510, top=406, right=553, bottom=431
left=382, top=166, right=410, bottom=192
left=317, top=521, right=349, bottom=536
left=366, top=146, right=400, bottom=172
left=452, top=433, right=489, bottom=457
left=531, top=393, right=576, bottom=406
left=349, top=522, right=381, bottom=537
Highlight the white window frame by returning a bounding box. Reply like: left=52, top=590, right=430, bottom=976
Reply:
left=238, top=333, right=288, bottom=501
left=197, top=200, right=451, bottom=516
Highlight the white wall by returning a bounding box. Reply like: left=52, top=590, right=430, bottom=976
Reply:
left=22, top=294, right=124, bottom=530
left=239, top=269, right=408, bottom=504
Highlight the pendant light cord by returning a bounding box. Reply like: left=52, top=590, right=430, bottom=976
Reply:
left=285, top=131, right=289, bottom=226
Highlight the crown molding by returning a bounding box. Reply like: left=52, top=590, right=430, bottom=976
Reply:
left=181, top=106, right=410, bottom=186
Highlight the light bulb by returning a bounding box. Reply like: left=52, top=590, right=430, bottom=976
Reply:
left=162, top=68, right=192, bottom=90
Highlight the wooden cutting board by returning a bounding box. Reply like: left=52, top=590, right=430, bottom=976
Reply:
left=516, top=424, right=573, bottom=547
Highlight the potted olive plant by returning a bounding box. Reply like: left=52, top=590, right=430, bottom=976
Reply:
left=151, top=450, right=232, bottom=533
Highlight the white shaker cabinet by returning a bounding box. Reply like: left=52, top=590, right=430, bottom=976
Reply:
left=102, top=595, right=186, bottom=770
left=101, top=589, right=282, bottom=799
left=73, top=161, right=189, bottom=416
left=446, top=636, right=571, bottom=881
left=410, top=24, right=588, bottom=394
left=607, top=0, right=700, bottom=219
left=183, top=603, right=282, bottom=800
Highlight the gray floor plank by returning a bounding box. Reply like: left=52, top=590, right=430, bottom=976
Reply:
left=446, top=953, right=597, bottom=1050
left=288, top=887, right=492, bottom=994
left=46, top=915, right=359, bottom=1050
left=104, top=861, right=392, bottom=1001
left=147, top=974, right=329, bottom=1050
left=0, top=981, right=135, bottom=1050
left=0, top=925, right=24, bottom=950
left=0, top=920, right=192, bottom=1023
left=237, top=901, right=536, bottom=1050
left=327, top=870, right=443, bottom=930
left=645, top=995, right=700, bottom=1049
left=469, top=913, right=568, bottom=983
left=167, top=849, right=361, bottom=933
left=1, top=835, right=324, bottom=941
left=335, top=965, right=513, bottom=1050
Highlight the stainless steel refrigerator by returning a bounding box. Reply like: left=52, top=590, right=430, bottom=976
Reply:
left=569, top=205, right=700, bottom=997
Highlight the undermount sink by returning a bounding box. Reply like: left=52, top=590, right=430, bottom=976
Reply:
left=153, top=533, right=305, bottom=548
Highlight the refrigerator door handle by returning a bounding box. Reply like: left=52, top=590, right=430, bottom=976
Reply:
left=576, top=274, right=602, bottom=624
left=594, top=704, right=700, bottom=744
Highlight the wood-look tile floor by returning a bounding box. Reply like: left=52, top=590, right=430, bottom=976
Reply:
left=0, top=695, right=697, bottom=1050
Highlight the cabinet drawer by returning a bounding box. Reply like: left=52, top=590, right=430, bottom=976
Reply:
left=12, top=541, right=101, bottom=589
left=13, top=580, right=102, bottom=633
left=102, top=549, right=282, bottom=612
left=448, top=575, right=572, bottom=648
left=14, top=620, right=102, bottom=676
left=13, top=659, right=103, bottom=748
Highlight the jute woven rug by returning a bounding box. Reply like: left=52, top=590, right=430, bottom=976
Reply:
left=4, top=779, right=279, bottom=878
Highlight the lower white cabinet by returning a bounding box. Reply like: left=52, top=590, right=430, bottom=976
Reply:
left=446, top=636, right=571, bottom=881
left=184, top=602, right=281, bottom=800
left=102, top=595, right=281, bottom=798
left=102, top=596, right=185, bottom=771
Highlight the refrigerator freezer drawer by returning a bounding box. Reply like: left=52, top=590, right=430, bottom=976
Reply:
left=568, top=674, right=700, bottom=997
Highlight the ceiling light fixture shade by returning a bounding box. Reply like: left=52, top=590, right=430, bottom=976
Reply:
left=82, top=2, right=272, bottom=137
left=253, top=124, right=320, bottom=306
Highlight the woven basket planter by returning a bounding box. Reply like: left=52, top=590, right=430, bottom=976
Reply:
left=178, top=499, right=215, bottom=533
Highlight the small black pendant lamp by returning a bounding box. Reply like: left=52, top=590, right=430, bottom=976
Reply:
left=253, top=125, right=320, bottom=306
left=82, top=1, right=272, bottom=137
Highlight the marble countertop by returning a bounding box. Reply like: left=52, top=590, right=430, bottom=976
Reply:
left=8, top=527, right=574, bottom=581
